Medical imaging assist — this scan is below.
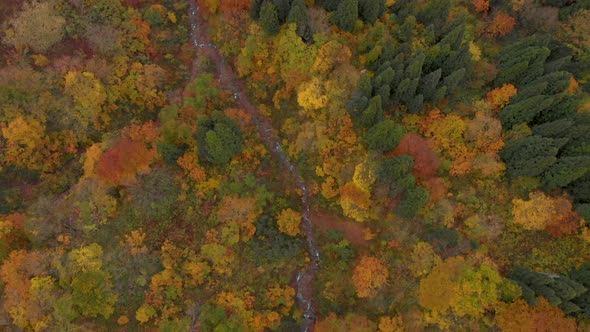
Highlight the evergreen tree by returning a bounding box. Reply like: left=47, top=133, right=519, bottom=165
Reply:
left=499, top=136, right=564, bottom=177
left=396, top=186, right=429, bottom=219
left=335, top=0, right=358, bottom=32
left=542, top=156, right=590, bottom=190
left=534, top=94, right=579, bottom=124
left=360, top=95, right=384, bottom=128
left=197, top=112, right=244, bottom=164
left=359, top=0, right=383, bottom=23
left=532, top=118, right=573, bottom=138
left=287, top=0, right=310, bottom=39
left=364, top=119, right=404, bottom=152
left=500, top=95, right=553, bottom=129
left=320, top=0, right=340, bottom=11
left=259, top=1, right=280, bottom=35
left=442, top=68, right=465, bottom=94
left=408, top=94, right=424, bottom=113
left=250, top=0, right=264, bottom=19
left=378, top=156, right=416, bottom=196
left=544, top=56, right=572, bottom=73
left=420, top=69, right=442, bottom=101
left=273, top=0, right=291, bottom=22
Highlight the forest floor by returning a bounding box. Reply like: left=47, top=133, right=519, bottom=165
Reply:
left=310, top=210, right=369, bottom=247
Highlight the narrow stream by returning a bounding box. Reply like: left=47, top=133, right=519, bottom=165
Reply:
left=188, top=2, right=320, bottom=330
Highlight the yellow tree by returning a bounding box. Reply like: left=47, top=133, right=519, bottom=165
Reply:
left=340, top=182, right=372, bottom=222
left=64, top=71, right=107, bottom=127
left=352, top=256, right=388, bottom=298
left=276, top=208, right=301, bottom=236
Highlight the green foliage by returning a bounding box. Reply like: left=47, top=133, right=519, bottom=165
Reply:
left=247, top=215, right=303, bottom=262
left=396, top=185, right=429, bottom=218
left=359, top=0, right=384, bottom=23
left=335, top=0, right=358, bottom=32
left=500, top=136, right=564, bottom=177
left=378, top=156, right=416, bottom=196
left=259, top=1, right=280, bottom=35
left=364, top=119, right=404, bottom=152
left=197, top=111, right=244, bottom=164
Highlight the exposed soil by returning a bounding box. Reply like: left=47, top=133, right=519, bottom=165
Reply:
left=310, top=210, right=369, bottom=247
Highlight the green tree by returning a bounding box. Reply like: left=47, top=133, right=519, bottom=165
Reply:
left=259, top=1, right=280, bottom=35
left=500, top=136, right=564, bottom=177
left=197, top=112, right=244, bottom=164
left=396, top=186, right=429, bottom=218
left=359, top=0, right=384, bottom=23
left=542, top=157, right=590, bottom=190
left=287, top=0, right=310, bottom=39
left=364, top=120, right=404, bottom=152
left=335, top=0, right=358, bottom=32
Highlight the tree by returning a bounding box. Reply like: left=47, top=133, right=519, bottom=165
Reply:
left=359, top=0, right=383, bottom=23
left=472, top=0, right=490, bottom=14
left=276, top=208, right=301, bottom=236
left=419, top=256, right=504, bottom=329
left=197, top=111, right=244, bottom=164
left=495, top=298, right=577, bottom=331
left=499, top=136, right=563, bottom=178
left=542, top=157, right=590, bottom=190
left=3, top=0, right=65, bottom=53
left=287, top=0, right=310, bottom=38
left=259, top=1, right=280, bottom=35
left=396, top=186, right=429, bottom=219
left=64, top=71, right=107, bottom=127
left=500, top=95, right=553, bottom=130
left=487, top=11, right=516, bottom=37
left=364, top=120, right=404, bottom=152
left=512, top=191, right=582, bottom=237
left=392, top=133, right=440, bottom=180
left=486, top=84, right=517, bottom=109
left=340, top=182, right=372, bottom=222
left=335, top=0, right=358, bottom=32
left=352, top=256, right=388, bottom=298
left=95, top=138, right=157, bottom=185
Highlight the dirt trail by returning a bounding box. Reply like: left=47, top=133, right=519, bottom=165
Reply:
left=187, top=2, right=320, bottom=331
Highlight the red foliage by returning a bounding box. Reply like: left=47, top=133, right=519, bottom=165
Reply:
left=472, top=0, right=490, bottom=14
left=391, top=133, right=441, bottom=180
left=95, top=138, right=157, bottom=185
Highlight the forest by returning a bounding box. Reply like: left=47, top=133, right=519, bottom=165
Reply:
left=1, top=0, right=590, bottom=331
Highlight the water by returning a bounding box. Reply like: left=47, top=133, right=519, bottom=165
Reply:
left=187, top=1, right=320, bottom=330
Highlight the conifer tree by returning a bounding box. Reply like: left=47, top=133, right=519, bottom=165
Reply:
left=335, top=0, right=358, bottom=32
left=259, top=1, right=280, bottom=35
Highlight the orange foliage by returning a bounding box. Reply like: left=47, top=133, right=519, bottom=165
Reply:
left=473, top=0, right=490, bottom=14
left=421, top=177, right=448, bottom=203
left=495, top=298, right=577, bottom=332
left=220, top=0, right=251, bottom=19
left=122, top=121, right=159, bottom=143
left=487, top=11, right=516, bottom=37
left=392, top=133, right=441, bottom=180
left=340, top=182, right=372, bottom=222
left=486, top=84, right=517, bottom=109
left=95, top=138, right=157, bottom=185
left=352, top=256, right=388, bottom=298
left=177, top=151, right=207, bottom=182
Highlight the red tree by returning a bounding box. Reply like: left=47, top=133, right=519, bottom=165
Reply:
left=391, top=133, right=441, bottom=180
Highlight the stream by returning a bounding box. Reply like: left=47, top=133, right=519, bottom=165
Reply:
left=187, top=2, right=320, bottom=330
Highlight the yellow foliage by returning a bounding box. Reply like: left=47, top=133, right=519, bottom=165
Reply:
left=167, top=12, right=177, bottom=23
left=136, top=304, right=156, bottom=324
left=83, top=144, right=103, bottom=178
left=64, top=71, right=107, bottom=126
left=277, top=208, right=302, bottom=236
left=469, top=42, right=482, bottom=61
left=409, top=242, right=442, bottom=278
left=31, top=54, right=49, bottom=67
left=69, top=243, right=104, bottom=273
left=321, top=176, right=340, bottom=199
left=265, top=285, right=295, bottom=315
left=340, top=182, right=372, bottom=222
left=352, top=160, right=377, bottom=192
left=117, top=315, right=129, bottom=325
left=378, top=316, right=404, bottom=332
left=297, top=78, right=328, bottom=112
left=124, top=229, right=147, bottom=256
left=512, top=191, right=556, bottom=230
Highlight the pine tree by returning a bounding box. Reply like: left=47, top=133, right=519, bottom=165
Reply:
left=359, top=0, right=383, bottom=23
left=532, top=119, right=573, bottom=138
left=500, top=136, right=564, bottom=178
left=287, top=0, right=310, bottom=38
left=335, top=0, right=359, bottom=32
left=273, top=0, right=291, bottom=22
left=442, top=67, right=465, bottom=94
left=250, top=0, right=264, bottom=19
left=364, top=119, right=404, bottom=152
left=360, top=95, right=384, bottom=128
left=420, top=69, right=442, bottom=101
left=259, top=1, right=280, bottom=35
left=543, top=156, right=590, bottom=190
left=500, top=95, right=553, bottom=129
